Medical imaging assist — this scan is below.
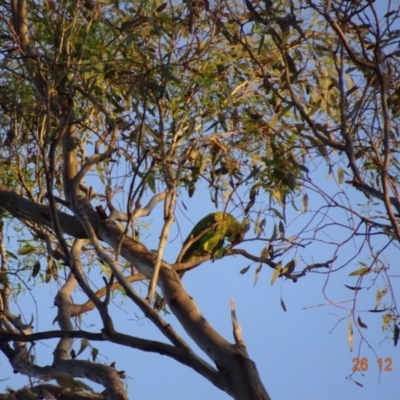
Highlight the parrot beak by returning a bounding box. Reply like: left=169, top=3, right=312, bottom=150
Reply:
left=230, top=235, right=242, bottom=247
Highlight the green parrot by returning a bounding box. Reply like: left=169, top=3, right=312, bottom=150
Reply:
left=153, top=212, right=245, bottom=311
left=180, top=212, right=245, bottom=265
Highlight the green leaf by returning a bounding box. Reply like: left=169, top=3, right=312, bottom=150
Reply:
left=6, top=250, right=18, bottom=260
left=281, top=260, right=296, bottom=276
left=96, top=163, right=105, bottom=185
left=269, top=224, right=278, bottom=241
left=0, top=273, right=9, bottom=284
left=257, top=34, right=265, bottom=55
left=270, top=207, right=284, bottom=220
left=240, top=265, right=251, bottom=274
left=337, top=167, right=344, bottom=184
left=357, top=316, right=368, bottom=329
left=254, top=218, right=266, bottom=237
left=269, top=114, right=278, bottom=130
left=298, top=164, right=309, bottom=173
left=347, top=317, right=353, bottom=352
left=56, top=374, right=79, bottom=389
left=394, top=324, right=399, bottom=346
left=375, top=287, right=388, bottom=309
left=278, top=220, right=285, bottom=239
left=383, top=312, right=392, bottom=330
left=156, top=3, right=167, bottom=13
left=303, top=193, right=308, bottom=212
left=271, top=263, right=282, bottom=286
left=280, top=298, right=287, bottom=312
left=75, top=379, right=93, bottom=391
left=91, top=347, right=99, bottom=362
left=349, top=267, right=370, bottom=276
left=253, top=263, right=262, bottom=286
left=260, top=247, right=269, bottom=261
left=147, top=173, right=156, bottom=193
left=46, top=257, right=58, bottom=282
left=45, top=266, right=52, bottom=283
left=99, top=259, right=112, bottom=278
left=77, top=338, right=89, bottom=356
left=31, top=261, right=41, bottom=278
left=18, top=244, right=37, bottom=255
left=384, top=10, right=397, bottom=18
left=344, top=285, right=363, bottom=291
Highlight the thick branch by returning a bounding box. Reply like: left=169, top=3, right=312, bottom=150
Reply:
left=0, top=184, right=271, bottom=399
left=0, top=329, right=220, bottom=386
left=0, top=384, right=104, bottom=400
left=347, top=179, right=400, bottom=216
left=10, top=0, right=47, bottom=100
left=0, top=183, right=87, bottom=238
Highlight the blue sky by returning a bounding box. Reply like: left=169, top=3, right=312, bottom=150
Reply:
left=1, top=1, right=400, bottom=399
left=1, top=165, right=398, bottom=399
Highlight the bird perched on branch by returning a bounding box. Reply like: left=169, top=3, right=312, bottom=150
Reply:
left=154, top=212, right=247, bottom=311
left=179, top=212, right=246, bottom=265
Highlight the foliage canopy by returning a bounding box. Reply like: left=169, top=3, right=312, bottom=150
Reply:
left=0, top=0, right=399, bottom=398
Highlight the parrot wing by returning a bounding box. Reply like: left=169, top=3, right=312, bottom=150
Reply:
left=180, top=212, right=244, bottom=263
left=181, top=212, right=221, bottom=262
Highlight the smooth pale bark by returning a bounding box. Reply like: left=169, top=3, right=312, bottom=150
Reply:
left=2, top=1, right=271, bottom=397
left=0, top=183, right=271, bottom=400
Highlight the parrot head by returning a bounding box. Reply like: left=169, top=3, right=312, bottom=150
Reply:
left=227, top=216, right=249, bottom=247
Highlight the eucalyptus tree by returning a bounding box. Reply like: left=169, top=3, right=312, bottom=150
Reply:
left=0, top=0, right=399, bottom=399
